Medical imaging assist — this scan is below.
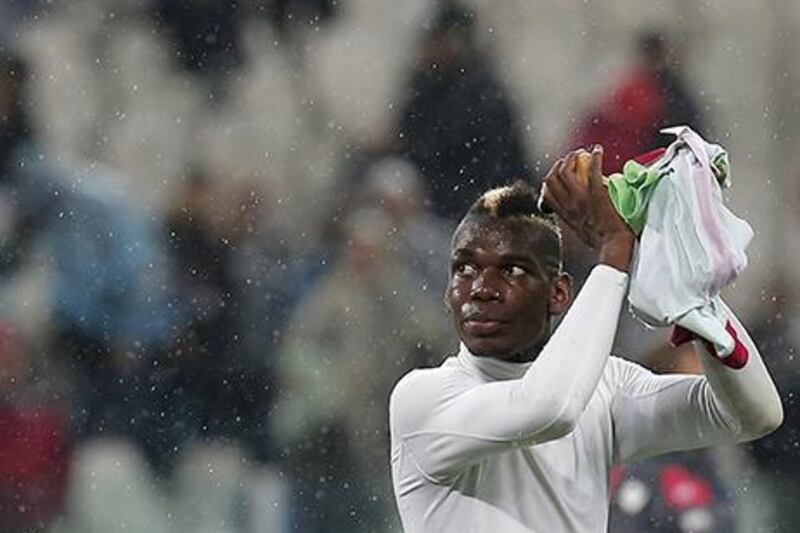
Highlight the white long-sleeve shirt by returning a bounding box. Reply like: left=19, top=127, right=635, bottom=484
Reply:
left=389, top=265, right=783, bottom=533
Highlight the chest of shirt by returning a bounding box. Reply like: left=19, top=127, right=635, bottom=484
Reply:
left=479, top=391, right=613, bottom=485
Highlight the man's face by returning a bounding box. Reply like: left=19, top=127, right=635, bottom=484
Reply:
left=445, top=218, right=566, bottom=361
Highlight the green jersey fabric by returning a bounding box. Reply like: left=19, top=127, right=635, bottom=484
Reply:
left=607, top=161, right=670, bottom=236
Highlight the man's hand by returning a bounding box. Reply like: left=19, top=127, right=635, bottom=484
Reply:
left=541, top=145, right=635, bottom=272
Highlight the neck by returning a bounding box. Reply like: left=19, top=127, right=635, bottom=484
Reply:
left=504, top=340, right=546, bottom=363
left=505, top=350, right=539, bottom=364
left=458, top=344, right=531, bottom=381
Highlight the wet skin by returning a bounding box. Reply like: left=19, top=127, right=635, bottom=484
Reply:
left=445, top=217, right=571, bottom=363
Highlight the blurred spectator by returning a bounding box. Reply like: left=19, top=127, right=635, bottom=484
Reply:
left=0, top=323, right=70, bottom=533
left=154, top=172, right=283, bottom=469
left=609, top=343, right=736, bottom=532
left=744, top=280, right=800, bottom=532
left=361, top=156, right=452, bottom=296
left=0, top=51, right=173, bottom=443
left=572, top=29, right=706, bottom=173
left=275, top=206, right=453, bottom=532
left=395, top=1, right=530, bottom=221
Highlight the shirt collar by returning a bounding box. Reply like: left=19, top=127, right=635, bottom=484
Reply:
left=456, top=343, right=531, bottom=381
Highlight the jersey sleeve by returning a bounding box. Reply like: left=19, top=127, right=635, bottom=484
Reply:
left=390, top=264, right=628, bottom=482
left=611, top=301, right=784, bottom=464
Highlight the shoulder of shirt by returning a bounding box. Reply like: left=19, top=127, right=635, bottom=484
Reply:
left=389, top=356, right=465, bottom=431
left=390, top=357, right=462, bottom=402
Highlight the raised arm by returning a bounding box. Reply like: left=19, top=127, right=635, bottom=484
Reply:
left=612, top=301, right=783, bottom=463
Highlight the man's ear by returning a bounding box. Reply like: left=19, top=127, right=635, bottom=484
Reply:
left=444, top=287, right=453, bottom=315
left=548, top=273, right=572, bottom=316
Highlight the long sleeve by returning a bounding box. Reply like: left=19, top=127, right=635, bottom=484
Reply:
left=390, top=265, right=628, bottom=481
left=612, top=301, right=784, bottom=463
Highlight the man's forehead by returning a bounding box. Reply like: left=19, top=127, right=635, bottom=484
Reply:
left=453, top=217, right=542, bottom=254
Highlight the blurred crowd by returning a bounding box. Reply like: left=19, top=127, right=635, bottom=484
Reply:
left=0, top=1, right=798, bottom=532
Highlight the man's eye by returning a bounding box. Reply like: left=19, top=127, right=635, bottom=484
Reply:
left=504, top=265, right=527, bottom=277
left=455, top=263, right=477, bottom=276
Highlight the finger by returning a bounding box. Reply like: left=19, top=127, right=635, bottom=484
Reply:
left=543, top=171, right=570, bottom=216
left=575, top=149, right=592, bottom=187
left=538, top=158, right=564, bottom=213
left=556, top=150, right=588, bottom=197
left=561, top=151, right=578, bottom=181
left=542, top=184, right=566, bottom=220
left=588, top=144, right=604, bottom=192
left=543, top=157, right=564, bottom=183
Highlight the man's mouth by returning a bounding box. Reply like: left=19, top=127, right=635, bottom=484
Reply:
left=463, top=318, right=506, bottom=335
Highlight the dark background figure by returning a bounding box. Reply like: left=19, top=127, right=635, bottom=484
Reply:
left=572, top=29, right=706, bottom=173
left=0, top=52, right=173, bottom=448
left=395, top=1, right=530, bottom=221
left=152, top=171, right=285, bottom=471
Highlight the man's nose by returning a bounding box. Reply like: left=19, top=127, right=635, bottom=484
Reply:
left=470, top=270, right=501, bottom=301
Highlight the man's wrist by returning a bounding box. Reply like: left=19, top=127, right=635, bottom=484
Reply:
left=598, top=233, right=635, bottom=272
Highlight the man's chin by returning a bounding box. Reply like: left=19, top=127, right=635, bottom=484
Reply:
left=463, top=334, right=543, bottom=362
left=464, top=338, right=514, bottom=359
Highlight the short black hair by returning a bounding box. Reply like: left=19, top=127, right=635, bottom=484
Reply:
left=453, top=181, right=563, bottom=278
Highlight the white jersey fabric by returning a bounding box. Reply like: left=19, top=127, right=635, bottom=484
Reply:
left=626, top=126, right=753, bottom=356
left=389, top=265, right=782, bottom=533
